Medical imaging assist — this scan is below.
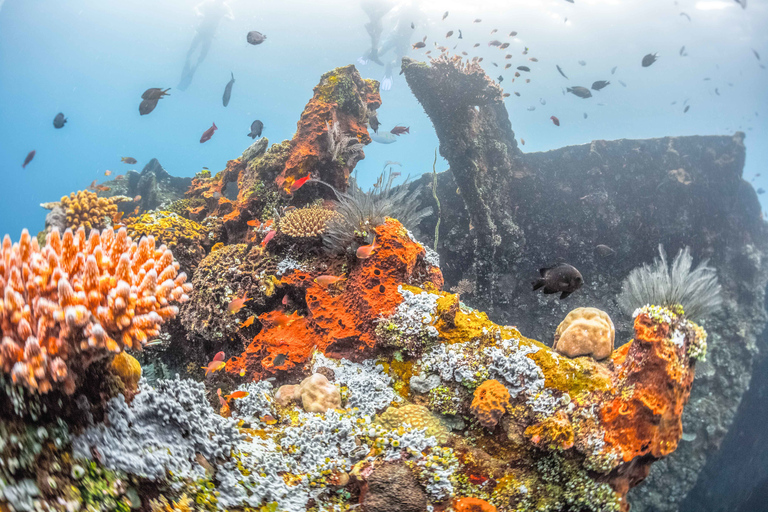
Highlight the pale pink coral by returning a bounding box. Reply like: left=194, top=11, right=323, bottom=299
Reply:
left=0, top=227, right=191, bottom=394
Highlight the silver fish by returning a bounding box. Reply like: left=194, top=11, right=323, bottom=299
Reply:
left=222, top=72, right=235, bottom=107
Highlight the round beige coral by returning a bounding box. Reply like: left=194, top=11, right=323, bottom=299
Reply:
left=279, top=206, right=339, bottom=238
left=276, top=373, right=341, bottom=413
left=553, top=307, right=615, bottom=360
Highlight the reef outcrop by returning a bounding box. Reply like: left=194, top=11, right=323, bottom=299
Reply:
left=402, top=54, right=768, bottom=511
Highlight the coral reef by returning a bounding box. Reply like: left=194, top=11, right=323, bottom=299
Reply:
left=404, top=53, right=768, bottom=511
left=0, top=227, right=189, bottom=394
left=126, top=211, right=211, bottom=274
left=553, top=307, right=615, bottom=360
left=102, top=158, right=192, bottom=215
left=276, top=373, right=341, bottom=413
left=278, top=205, right=338, bottom=239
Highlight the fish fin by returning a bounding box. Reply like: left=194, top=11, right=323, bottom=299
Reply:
left=213, top=122, right=217, bottom=129
left=560, top=291, right=572, bottom=299
left=532, top=279, right=544, bottom=291
left=231, top=71, right=234, bottom=80
left=538, top=267, right=551, bottom=276
left=542, top=288, right=557, bottom=295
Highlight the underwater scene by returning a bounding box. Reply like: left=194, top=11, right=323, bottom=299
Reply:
left=1, top=0, right=767, bottom=511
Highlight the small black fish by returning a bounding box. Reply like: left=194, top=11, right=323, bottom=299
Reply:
left=532, top=264, right=583, bottom=300
left=680, top=46, right=687, bottom=56
left=223, top=72, right=235, bottom=107
left=53, top=113, right=67, bottom=129
left=517, top=66, right=530, bottom=72
left=642, top=53, right=659, bottom=67
left=591, top=80, right=610, bottom=91
left=458, top=30, right=463, bottom=39
left=684, top=105, right=690, bottom=113
left=247, top=120, right=264, bottom=139
left=578, top=60, right=586, bottom=66
left=567, top=86, right=592, bottom=98
left=752, top=48, right=760, bottom=61
left=556, top=64, right=568, bottom=79
left=411, top=22, right=415, bottom=29
left=139, top=98, right=159, bottom=116
left=611, top=66, right=617, bottom=75
left=141, top=88, right=170, bottom=101
left=758, top=188, right=765, bottom=194
left=246, top=31, right=267, bottom=45
left=498, top=75, right=504, bottom=83
left=715, top=88, right=720, bottom=96
left=565, top=0, right=574, bottom=3
left=273, top=353, right=287, bottom=367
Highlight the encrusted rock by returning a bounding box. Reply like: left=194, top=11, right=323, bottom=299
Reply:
left=362, top=462, right=428, bottom=512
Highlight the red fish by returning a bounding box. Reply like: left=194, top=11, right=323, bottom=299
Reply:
left=228, top=293, right=251, bottom=314
left=22, top=150, right=35, bottom=169
left=356, top=238, right=379, bottom=259
left=550, top=116, right=560, bottom=126
left=201, top=359, right=226, bottom=375
left=315, top=275, right=345, bottom=287
left=213, top=351, right=225, bottom=362
left=225, top=390, right=249, bottom=400
left=289, top=174, right=312, bottom=193
left=216, top=389, right=227, bottom=408
left=390, top=126, right=410, bottom=136
left=247, top=219, right=261, bottom=228
left=261, top=229, right=276, bottom=247
left=200, top=122, right=217, bottom=143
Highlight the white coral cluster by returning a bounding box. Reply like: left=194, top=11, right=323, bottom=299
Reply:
left=420, top=341, right=486, bottom=387
left=231, top=380, right=276, bottom=423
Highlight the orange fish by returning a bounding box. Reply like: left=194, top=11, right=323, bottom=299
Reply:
left=104, top=170, right=112, bottom=176
left=112, top=211, right=124, bottom=223
left=228, top=294, right=251, bottom=314
left=314, top=275, right=345, bottom=287
left=247, top=219, right=261, bottom=227
left=95, top=185, right=110, bottom=192
left=133, top=195, right=142, bottom=202
left=261, top=230, right=276, bottom=247
left=239, top=315, right=255, bottom=328
left=289, top=174, right=312, bottom=193
left=202, top=360, right=226, bottom=375
left=213, top=351, right=225, bottom=362
left=264, top=219, right=274, bottom=228
left=356, top=238, right=379, bottom=259
left=216, top=388, right=227, bottom=408
left=225, top=390, right=249, bottom=400
left=261, top=414, right=278, bottom=425
left=521, top=138, right=526, bottom=145
left=239, top=368, right=246, bottom=377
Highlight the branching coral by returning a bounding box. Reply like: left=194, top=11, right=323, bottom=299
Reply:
left=278, top=206, right=339, bottom=239
left=618, top=245, right=722, bottom=321
left=0, top=227, right=190, bottom=394
left=54, top=190, right=131, bottom=231
left=320, top=171, right=433, bottom=254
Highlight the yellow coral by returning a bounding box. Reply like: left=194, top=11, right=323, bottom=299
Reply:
left=127, top=211, right=208, bottom=249
left=149, top=494, right=192, bottom=512
left=553, top=307, right=615, bottom=360
left=376, top=403, right=450, bottom=443
left=279, top=206, right=339, bottom=238
left=60, top=190, right=129, bottom=231
left=111, top=351, right=142, bottom=394
left=524, top=410, right=575, bottom=450
left=470, top=379, right=510, bottom=428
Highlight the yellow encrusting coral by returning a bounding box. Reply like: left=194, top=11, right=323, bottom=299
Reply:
left=149, top=494, right=193, bottom=512
left=126, top=211, right=208, bottom=249
left=279, top=206, right=339, bottom=238
left=376, top=403, right=450, bottom=443
left=110, top=351, right=142, bottom=395
left=60, top=190, right=130, bottom=230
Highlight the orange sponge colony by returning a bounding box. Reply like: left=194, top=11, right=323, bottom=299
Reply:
left=453, top=497, right=497, bottom=512
left=0, top=226, right=191, bottom=394
left=553, top=307, right=615, bottom=360
left=470, top=379, right=511, bottom=428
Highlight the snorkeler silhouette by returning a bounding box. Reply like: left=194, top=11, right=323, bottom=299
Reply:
left=358, top=0, right=425, bottom=91
left=178, top=0, right=234, bottom=91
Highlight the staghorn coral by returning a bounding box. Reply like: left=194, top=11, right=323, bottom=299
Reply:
left=618, top=245, right=722, bottom=321
left=278, top=206, right=339, bottom=239
left=0, top=226, right=190, bottom=394
left=470, top=379, right=510, bottom=429
left=553, top=307, right=615, bottom=361
left=48, top=190, right=131, bottom=231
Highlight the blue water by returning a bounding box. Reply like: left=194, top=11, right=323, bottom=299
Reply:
left=1, top=0, right=766, bottom=238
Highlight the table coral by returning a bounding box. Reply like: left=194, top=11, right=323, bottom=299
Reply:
left=470, top=380, right=511, bottom=429
left=553, top=307, right=615, bottom=360
left=0, top=226, right=190, bottom=394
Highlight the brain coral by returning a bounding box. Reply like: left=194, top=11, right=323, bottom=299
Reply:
left=60, top=190, right=130, bottom=231
left=276, top=373, right=341, bottom=413
left=553, top=307, right=615, bottom=360
left=0, top=227, right=190, bottom=394
left=470, top=379, right=510, bottom=428
left=279, top=206, right=339, bottom=238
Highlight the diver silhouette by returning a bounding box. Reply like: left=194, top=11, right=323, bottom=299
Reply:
left=358, top=0, right=424, bottom=91
left=178, top=0, right=234, bottom=91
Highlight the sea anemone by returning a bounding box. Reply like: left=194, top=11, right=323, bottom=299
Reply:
left=618, top=245, right=722, bottom=321
left=319, top=171, right=432, bottom=254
